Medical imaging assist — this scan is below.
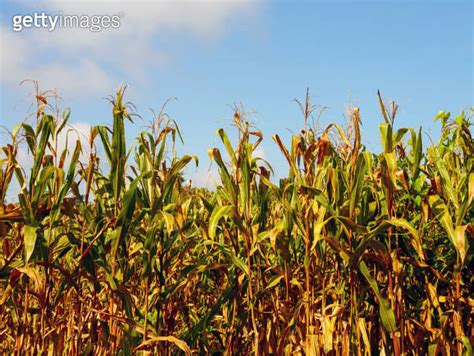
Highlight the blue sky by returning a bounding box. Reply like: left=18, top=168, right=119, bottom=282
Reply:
left=0, top=0, right=472, bottom=186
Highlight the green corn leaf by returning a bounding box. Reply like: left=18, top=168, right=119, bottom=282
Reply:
left=359, top=261, right=398, bottom=333
left=209, top=205, right=232, bottom=239
left=23, top=225, right=38, bottom=263
left=429, top=195, right=468, bottom=267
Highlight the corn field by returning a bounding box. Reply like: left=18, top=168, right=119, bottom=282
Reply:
left=0, top=86, right=472, bottom=355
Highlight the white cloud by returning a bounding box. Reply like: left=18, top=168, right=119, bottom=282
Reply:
left=188, top=166, right=220, bottom=189
left=54, top=121, right=93, bottom=160
left=1, top=0, right=261, bottom=98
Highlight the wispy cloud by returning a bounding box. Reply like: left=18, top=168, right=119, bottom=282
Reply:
left=0, top=0, right=261, bottom=99
left=188, top=166, right=220, bottom=189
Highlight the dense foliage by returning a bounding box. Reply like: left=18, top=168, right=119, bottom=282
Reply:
left=0, top=87, right=472, bottom=355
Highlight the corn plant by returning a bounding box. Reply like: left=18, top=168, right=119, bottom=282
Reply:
left=0, top=87, right=472, bottom=355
